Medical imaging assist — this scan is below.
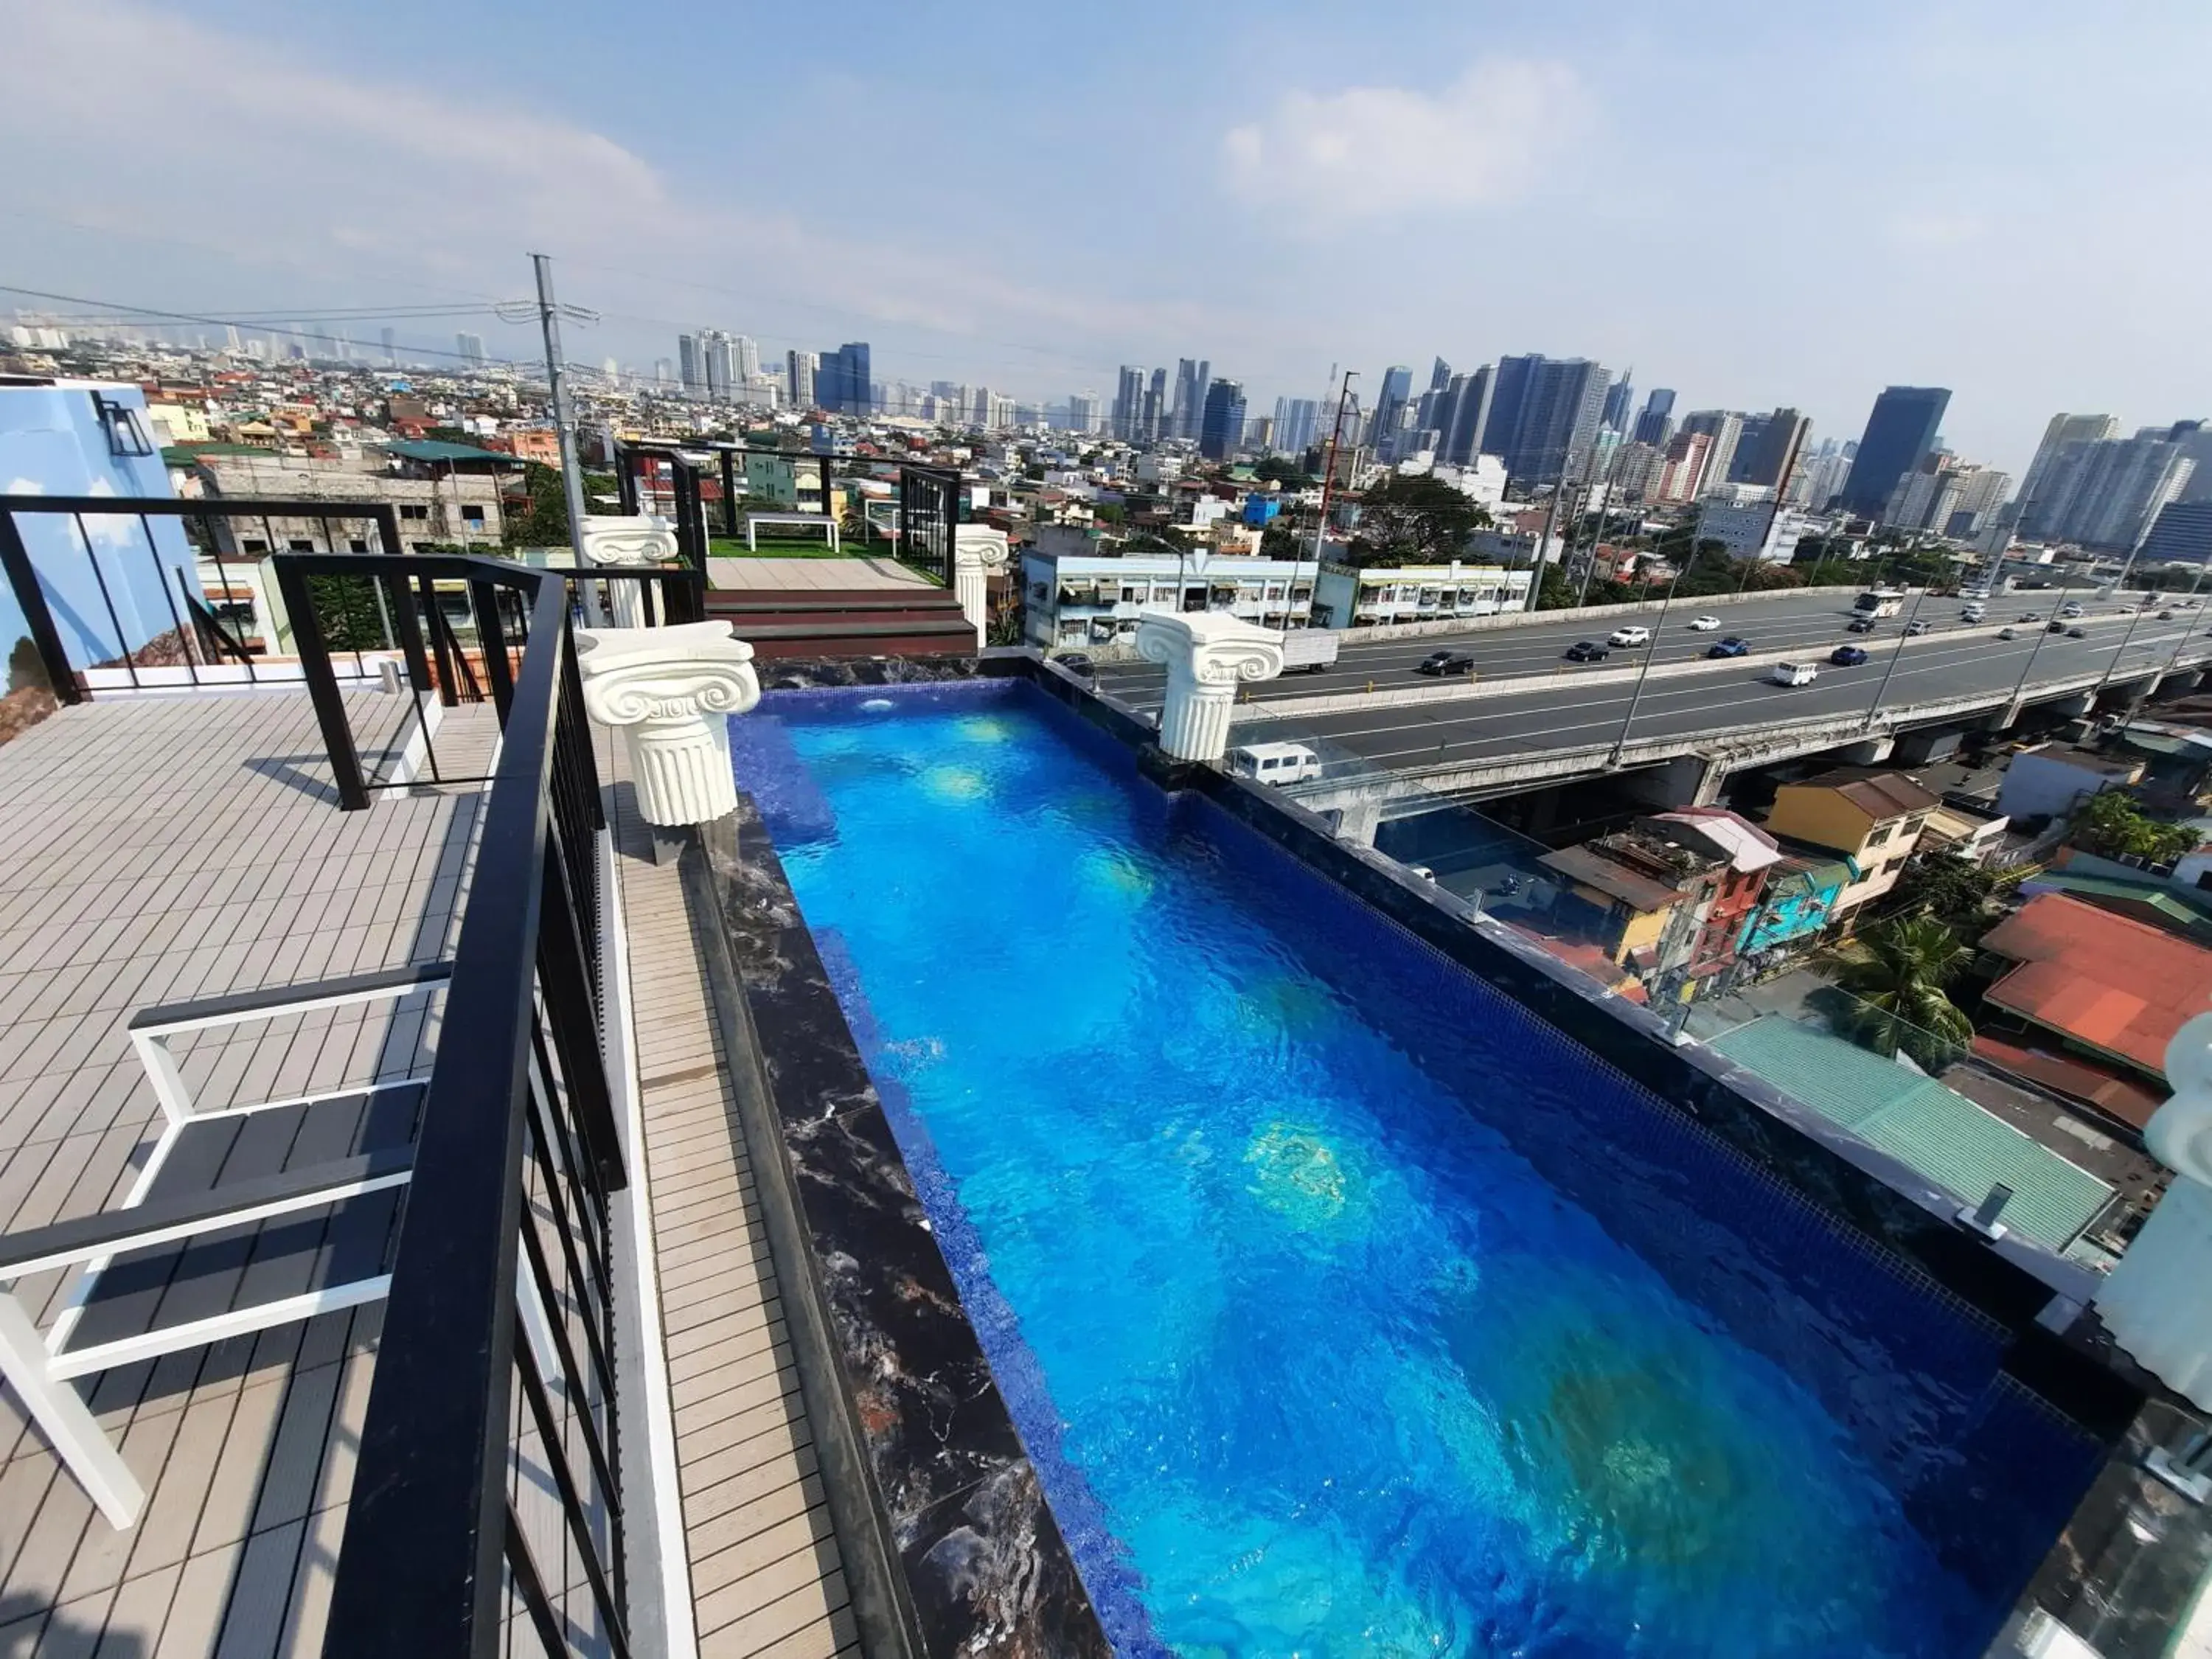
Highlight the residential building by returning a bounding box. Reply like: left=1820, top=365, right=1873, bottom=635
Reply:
left=1537, top=808, right=1780, bottom=985
left=1112, top=366, right=1145, bottom=442
left=2017, top=433, right=2196, bottom=551
left=1631, top=389, right=1676, bottom=448
left=1996, top=742, right=2145, bottom=821
left=1310, top=560, right=1532, bottom=628
left=1066, top=391, right=1103, bottom=434
left=1840, top=386, right=1951, bottom=518
left=1486, top=355, right=1610, bottom=490
left=455, top=331, right=485, bottom=364
left=146, top=400, right=212, bottom=445
left=187, top=445, right=511, bottom=556
left=1020, top=546, right=1314, bottom=648
left=1731, top=408, right=1810, bottom=492
left=1738, top=853, right=1855, bottom=956
left=786, top=349, right=818, bottom=409
left=1144, top=367, right=1168, bottom=442
left=2019, top=413, right=2121, bottom=509
left=1977, top=894, right=2212, bottom=1121
left=1697, top=494, right=1806, bottom=563
left=818, top=342, right=872, bottom=417
left=2143, top=501, right=2212, bottom=566
left=1652, top=431, right=1714, bottom=506
left=1762, top=768, right=1939, bottom=917
left=1790, top=438, right=1855, bottom=509
left=2170, top=420, right=2212, bottom=504
left=1272, top=397, right=1321, bottom=456
left=1679, top=411, right=1745, bottom=497
left=1919, top=801, right=2012, bottom=864
left=1369, top=365, right=1414, bottom=456
left=1441, top=365, right=1495, bottom=467
left=1200, top=378, right=1247, bottom=462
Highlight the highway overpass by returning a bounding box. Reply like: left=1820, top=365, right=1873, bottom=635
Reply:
left=1233, top=610, right=2212, bottom=841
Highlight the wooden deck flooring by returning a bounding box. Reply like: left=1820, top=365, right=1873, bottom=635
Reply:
left=603, top=745, right=854, bottom=1659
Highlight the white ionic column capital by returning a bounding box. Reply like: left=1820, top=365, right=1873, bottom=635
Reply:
left=1134, top=612, right=1285, bottom=764
left=580, top=516, right=680, bottom=627
left=576, top=622, right=759, bottom=827
left=2093, top=1012, right=2212, bottom=1408
left=952, top=526, right=1009, bottom=648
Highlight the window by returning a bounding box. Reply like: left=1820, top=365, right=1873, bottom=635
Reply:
left=462, top=506, right=486, bottom=526
left=348, top=539, right=369, bottom=553
left=400, top=504, right=430, bottom=521
left=288, top=539, right=314, bottom=552
left=241, top=538, right=269, bottom=553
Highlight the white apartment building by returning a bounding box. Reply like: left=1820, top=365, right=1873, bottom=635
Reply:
left=1697, top=490, right=1809, bottom=564
left=1311, top=559, right=1533, bottom=628
left=1020, top=549, right=1318, bottom=649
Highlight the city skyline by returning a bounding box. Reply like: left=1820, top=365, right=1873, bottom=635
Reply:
left=5, top=0, right=2210, bottom=476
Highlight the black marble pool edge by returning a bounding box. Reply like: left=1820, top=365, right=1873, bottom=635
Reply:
left=681, top=799, right=1115, bottom=1659
left=686, top=647, right=2211, bottom=1658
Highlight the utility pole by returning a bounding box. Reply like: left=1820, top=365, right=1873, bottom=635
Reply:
left=1307, top=369, right=1358, bottom=625
left=1860, top=582, right=1931, bottom=731
left=1528, top=484, right=1566, bottom=613
left=531, top=254, right=591, bottom=566
left=1609, top=560, right=1687, bottom=766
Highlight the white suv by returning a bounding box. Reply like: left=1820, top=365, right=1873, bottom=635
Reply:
left=1608, top=625, right=1652, bottom=647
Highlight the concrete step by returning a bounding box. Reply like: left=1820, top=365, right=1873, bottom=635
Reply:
left=708, top=588, right=962, bottom=616
left=728, top=616, right=978, bottom=661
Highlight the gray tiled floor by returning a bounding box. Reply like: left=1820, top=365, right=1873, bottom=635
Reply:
left=0, top=686, right=483, bottom=1657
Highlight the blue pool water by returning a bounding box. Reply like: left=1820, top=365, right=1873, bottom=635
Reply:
left=734, top=682, right=2100, bottom=1659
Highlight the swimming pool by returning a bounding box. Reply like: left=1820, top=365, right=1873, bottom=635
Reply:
left=731, top=679, right=2101, bottom=1658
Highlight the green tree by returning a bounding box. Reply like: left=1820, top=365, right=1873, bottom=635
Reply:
left=1251, top=456, right=1316, bottom=488
left=503, top=462, right=572, bottom=548
left=304, top=574, right=389, bottom=652
left=2073, top=789, right=2199, bottom=864
left=1891, top=857, right=2003, bottom=933
left=1348, top=473, right=1483, bottom=566
left=1832, top=915, right=1977, bottom=1062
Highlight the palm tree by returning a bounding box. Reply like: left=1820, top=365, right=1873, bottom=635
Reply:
left=1832, top=915, right=1976, bottom=1063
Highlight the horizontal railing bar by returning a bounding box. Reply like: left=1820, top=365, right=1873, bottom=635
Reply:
left=128, top=962, right=452, bottom=1034
left=0, top=494, right=403, bottom=520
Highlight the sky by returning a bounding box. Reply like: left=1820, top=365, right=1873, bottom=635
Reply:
left=3, top=0, right=2208, bottom=476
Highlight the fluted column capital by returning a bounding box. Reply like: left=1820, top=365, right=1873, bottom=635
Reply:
left=575, top=622, right=759, bottom=827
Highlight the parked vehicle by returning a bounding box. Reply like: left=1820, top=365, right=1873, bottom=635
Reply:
left=1229, top=742, right=1323, bottom=784
left=1769, top=661, right=1819, bottom=686
left=1687, top=614, right=1722, bottom=630
left=1706, top=637, right=1750, bottom=658
left=1417, top=650, right=1478, bottom=676
left=1279, top=631, right=1340, bottom=674
left=1830, top=645, right=1871, bottom=666
left=1846, top=617, right=1877, bottom=634
left=1904, top=619, right=1931, bottom=636
left=1563, top=641, right=1610, bottom=663
left=1608, top=625, right=1653, bottom=647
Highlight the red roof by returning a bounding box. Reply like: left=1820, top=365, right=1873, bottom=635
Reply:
left=1970, top=1034, right=2165, bottom=1131
left=1980, top=893, right=2212, bottom=1077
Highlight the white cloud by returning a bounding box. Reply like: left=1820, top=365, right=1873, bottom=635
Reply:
left=1221, top=58, right=1587, bottom=225
left=1885, top=212, right=1989, bottom=248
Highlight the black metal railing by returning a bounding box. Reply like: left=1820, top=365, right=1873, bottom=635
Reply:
left=312, top=551, right=633, bottom=1658
left=0, top=493, right=407, bottom=703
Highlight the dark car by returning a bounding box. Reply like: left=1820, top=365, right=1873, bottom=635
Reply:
left=1054, top=653, right=1095, bottom=678
left=1418, top=650, right=1478, bottom=676
left=1562, top=641, right=1610, bottom=663
left=2162, top=610, right=2177, bottom=620
left=1846, top=617, right=1877, bottom=634
left=2067, top=626, right=2088, bottom=639
left=1706, top=637, right=1750, bottom=658
left=1830, top=645, right=1870, bottom=667
left=2047, top=619, right=2069, bottom=633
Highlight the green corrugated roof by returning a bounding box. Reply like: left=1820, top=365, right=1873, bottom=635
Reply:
left=377, top=438, right=519, bottom=465
left=2031, top=872, right=2212, bottom=931
left=1709, top=1017, right=2112, bottom=1251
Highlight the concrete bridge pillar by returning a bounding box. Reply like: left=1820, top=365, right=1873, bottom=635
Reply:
left=1331, top=800, right=1383, bottom=846
left=1135, top=612, right=1284, bottom=764
left=1619, top=753, right=1729, bottom=810
left=1835, top=737, right=1895, bottom=765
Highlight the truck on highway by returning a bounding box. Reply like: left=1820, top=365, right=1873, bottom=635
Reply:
left=1279, top=630, right=1340, bottom=675
left=1853, top=589, right=1906, bottom=619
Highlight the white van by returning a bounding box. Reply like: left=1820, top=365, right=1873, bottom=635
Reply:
left=1230, top=742, right=1323, bottom=785
left=1768, top=661, right=1819, bottom=687
left=1607, top=625, right=1653, bottom=647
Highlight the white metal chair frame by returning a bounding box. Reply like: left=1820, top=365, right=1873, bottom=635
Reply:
left=0, top=963, right=448, bottom=1528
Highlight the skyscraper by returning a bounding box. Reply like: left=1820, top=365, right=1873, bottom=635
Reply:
left=734, top=335, right=761, bottom=383
left=787, top=349, right=818, bottom=409
left=1441, top=366, right=1497, bottom=466
left=2018, top=434, right=2195, bottom=550
left=1144, top=368, right=1169, bottom=442
left=2018, top=413, right=2121, bottom=509
left=1200, top=379, right=1247, bottom=462
left=1370, top=365, right=1414, bottom=454
left=456, top=332, right=486, bottom=364
left=1172, top=359, right=1212, bottom=441
left=1067, top=392, right=1102, bottom=434
left=1486, top=355, right=1610, bottom=488
left=678, top=334, right=703, bottom=393
left=380, top=327, right=396, bottom=366
left=1839, top=386, right=1951, bottom=518
left=1273, top=397, right=1321, bottom=456
left=1601, top=373, right=1635, bottom=434
left=816, top=343, right=872, bottom=416
left=1632, top=389, right=1675, bottom=448
left=1680, top=412, right=1746, bottom=498
left=2169, top=421, right=2212, bottom=504
left=1112, top=366, right=1145, bottom=441
left=1731, top=409, right=1812, bottom=492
